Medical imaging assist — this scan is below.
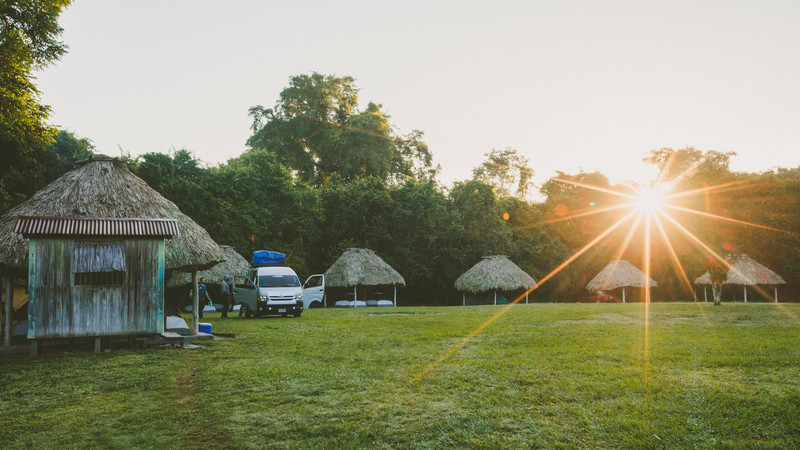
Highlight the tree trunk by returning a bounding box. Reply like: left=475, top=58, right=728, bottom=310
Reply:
left=712, top=282, right=722, bottom=306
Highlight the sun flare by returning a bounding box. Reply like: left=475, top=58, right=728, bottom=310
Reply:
left=632, top=184, right=667, bottom=214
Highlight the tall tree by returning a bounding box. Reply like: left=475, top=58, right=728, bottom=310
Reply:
left=472, top=147, right=534, bottom=198
left=248, top=73, right=434, bottom=186
left=0, top=0, right=71, bottom=212
left=643, top=147, right=736, bottom=190
left=40, top=130, right=94, bottom=183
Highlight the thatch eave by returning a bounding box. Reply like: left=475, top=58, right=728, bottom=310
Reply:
left=324, top=248, right=405, bottom=288
left=167, top=245, right=249, bottom=287
left=454, top=255, right=537, bottom=294
left=0, top=155, right=225, bottom=272
left=694, top=254, right=785, bottom=286
left=585, top=260, right=657, bottom=291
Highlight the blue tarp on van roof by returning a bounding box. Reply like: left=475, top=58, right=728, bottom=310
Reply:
left=252, top=250, right=285, bottom=266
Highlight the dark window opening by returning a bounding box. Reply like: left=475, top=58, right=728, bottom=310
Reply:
left=74, top=271, right=125, bottom=286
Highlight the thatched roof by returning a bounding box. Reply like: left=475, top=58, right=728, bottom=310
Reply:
left=454, top=255, right=536, bottom=293
left=0, top=155, right=226, bottom=272
left=325, top=248, right=405, bottom=287
left=166, top=245, right=250, bottom=287
left=694, top=254, right=785, bottom=286
left=585, top=260, right=657, bottom=291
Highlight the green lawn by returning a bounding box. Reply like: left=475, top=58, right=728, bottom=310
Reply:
left=2, top=303, right=799, bottom=448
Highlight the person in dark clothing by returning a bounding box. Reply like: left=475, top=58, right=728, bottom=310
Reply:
left=220, top=275, right=233, bottom=318
left=198, top=278, right=211, bottom=319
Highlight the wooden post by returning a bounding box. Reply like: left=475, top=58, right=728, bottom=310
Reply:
left=462, top=294, right=465, bottom=306
left=622, top=287, right=626, bottom=304
left=192, top=270, right=199, bottom=334
left=704, top=286, right=708, bottom=302
left=4, top=276, right=11, bottom=347
left=353, top=286, right=357, bottom=307
left=494, top=291, right=497, bottom=305
left=525, top=292, right=529, bottom=304
left=94, top=337, right=102, bottom=353
left=394, top=286, right=397, bottom=307
left=743, top=286, right=747, bottom=303
left=775, top=286, right=778, bottom=303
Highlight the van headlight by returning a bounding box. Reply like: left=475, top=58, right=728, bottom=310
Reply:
left=294, top=293, right=302, bottom=301
left=259, top=295, right=268, bottom=302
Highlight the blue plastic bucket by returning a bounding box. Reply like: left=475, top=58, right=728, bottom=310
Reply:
left=198, top=322, right=212, bottom=334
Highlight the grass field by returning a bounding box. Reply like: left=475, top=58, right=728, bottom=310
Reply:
left=2, top=303, right=800, bottom=448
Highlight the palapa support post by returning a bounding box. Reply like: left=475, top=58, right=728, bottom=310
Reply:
left=622, top=287, right=626, bottom=304
left=494, top=291, right=497, bottom=305
left=704, top=286, right=708, bottom=302
left=394, top=286, right=397, bottom=307
left=94, top=337, right=102, bottom=353
left=3, top=276, right=11, bottom=347
left=743, top=286, right=747, bottom=303
left=775, top=286, right=778, bottom=303
left=353, top=286, right=357, bottom=307
left=525, top=292, right=528, bottom=304
left=462, top=294, right=465, bottom=306
left=192, top=270, right=199, bottom=333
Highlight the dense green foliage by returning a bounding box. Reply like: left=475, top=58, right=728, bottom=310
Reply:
left=247, top=73, right=436, bottom=186
left=2, top=65, right=799, bottom=303
left=2, top=304, right=799, bottom=447
left=0, top=0, right=71, bottom=211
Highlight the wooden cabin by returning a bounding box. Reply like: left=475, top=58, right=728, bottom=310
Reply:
left=15, top=216, right=178, bottom=352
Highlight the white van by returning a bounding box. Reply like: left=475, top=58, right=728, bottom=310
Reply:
left=232, top=266, right=303, bottom=317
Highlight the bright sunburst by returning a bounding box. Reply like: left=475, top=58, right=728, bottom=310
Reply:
left=631, top=183, right=667, bottom=215
left=390, top=155, right=789, bottom=394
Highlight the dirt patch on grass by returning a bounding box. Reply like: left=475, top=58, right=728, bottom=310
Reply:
left=170, top=357, right=234, bottom=449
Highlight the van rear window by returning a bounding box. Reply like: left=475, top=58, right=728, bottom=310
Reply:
left=258, top=275, right=300, bottom=288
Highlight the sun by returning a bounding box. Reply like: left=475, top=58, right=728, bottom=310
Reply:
left=632, top=184, right=667, bottom=214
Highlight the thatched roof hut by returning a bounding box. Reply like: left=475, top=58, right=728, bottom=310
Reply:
left=167, top=245, right=249, bottom=288
left=585, top=260, right=657, bottom=303
left=326, top=248, right=405, bottom=287
left=0, top=155, right=226, bottom=273
left=694, top=254, right=785, bottom=302
left=325, top=248, right=404, bottom=306
left=454, top=255, right=537, bottom=305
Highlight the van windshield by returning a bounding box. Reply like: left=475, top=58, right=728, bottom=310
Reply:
left=258, top=275, right=300, bottom=288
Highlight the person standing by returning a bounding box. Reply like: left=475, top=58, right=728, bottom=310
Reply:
left=220, top=275, right=233, bottom=319
left=198, top=278, right=211, bottom=319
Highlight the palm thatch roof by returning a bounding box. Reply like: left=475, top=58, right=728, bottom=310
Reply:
left=454, top=255, right=536, bottom=293
left=694, top=254, right=785, bottom=286
left=0, top=155, right=226, bottom=272
left=585, top=260, right=657, bottom=291
left=166, top=245, right=249, bottom=287
left=325, top=248, right=405, bottom=288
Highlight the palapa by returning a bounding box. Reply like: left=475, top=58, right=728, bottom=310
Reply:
left=694, top=254, right=785, bottom=303
left=585, top=260, right=657, bottom=303
left=167, top=245, right=250, bottom=288
left=0, top=155, right=226, bottom=272
left=454, top=255, right=537, bottom=305
left=324, top=248, right=404, bottom=306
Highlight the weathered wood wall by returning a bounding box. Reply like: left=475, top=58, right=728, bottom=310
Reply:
left=28, top=238, right=165, bottom=338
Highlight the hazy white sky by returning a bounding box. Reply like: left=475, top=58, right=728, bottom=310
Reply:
left=37, top=0, right=800, bottom=188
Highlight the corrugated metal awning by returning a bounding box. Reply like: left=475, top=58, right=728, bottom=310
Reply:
left=14, top=216, right=179, bottom=238
left=72, top=241, right=127, bottom=272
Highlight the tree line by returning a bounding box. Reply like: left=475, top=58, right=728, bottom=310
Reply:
left=2, top=3, right=799, bottom=304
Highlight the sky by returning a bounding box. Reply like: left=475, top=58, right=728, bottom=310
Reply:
left=37, top=0, right=800, bottom=190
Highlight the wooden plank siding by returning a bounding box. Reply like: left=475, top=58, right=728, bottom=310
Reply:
left=27, top=238, right=165, bottom=338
